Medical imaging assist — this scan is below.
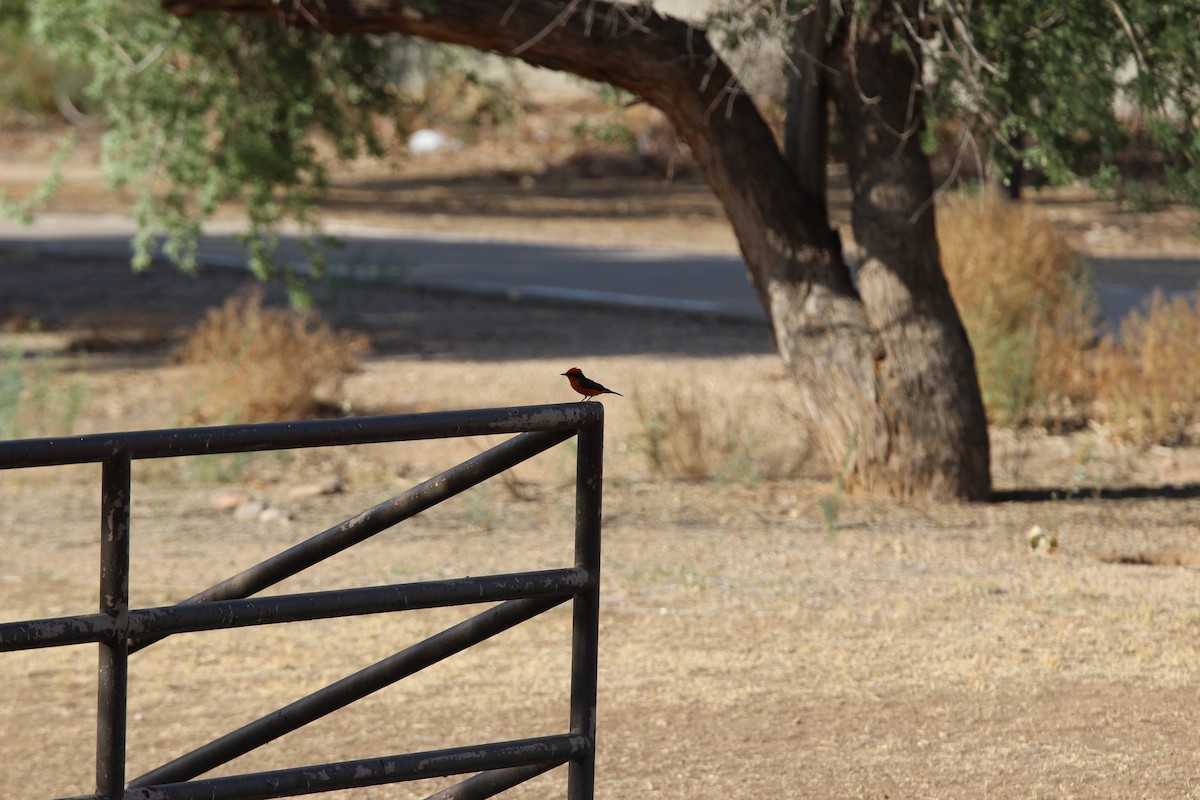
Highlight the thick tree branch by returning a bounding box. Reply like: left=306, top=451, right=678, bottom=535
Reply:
left=160, top=0, right=992, bottom=500
left=164, top=1, right=720, bottom=109
left=161, top=0, right=850, bottom=313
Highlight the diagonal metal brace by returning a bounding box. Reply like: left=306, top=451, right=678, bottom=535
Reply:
left=127, top=594, right=571, bottom=788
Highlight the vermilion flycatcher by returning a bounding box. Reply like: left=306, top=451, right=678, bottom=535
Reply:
left=561, top=367, right=623, bottom=401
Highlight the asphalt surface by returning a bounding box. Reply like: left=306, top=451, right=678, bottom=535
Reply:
left=2, top=212, right=1198, bottom=329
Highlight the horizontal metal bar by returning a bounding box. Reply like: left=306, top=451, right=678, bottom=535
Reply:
left=0, top=403, right=602, bottom=470
left=424, top=759, right=569, bottom=800
left=0, top=612, right=119, bottom=652
left=60, top=758, right=573, bottom=800
left=0, top=570, right=588, bottom=653
left=126, top=735, right=588, bottom=800
left=128, top=594, right=569, bottom=788
left=128, top=427, right=575, bottom=653
left=128, top=568, right=588, bottom=638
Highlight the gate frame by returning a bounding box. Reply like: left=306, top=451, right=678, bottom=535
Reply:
left=0, top=403, right=604, bottom=800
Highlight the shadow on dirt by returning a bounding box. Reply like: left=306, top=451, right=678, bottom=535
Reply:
left=0, top=250, right=775, bottom=361
left=993, top=484, right=1200, bottom=502
left=324, top=172, right=721, bottom=222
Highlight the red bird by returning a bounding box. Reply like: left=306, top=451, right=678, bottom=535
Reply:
left=561, top=367, right=623, bottom=401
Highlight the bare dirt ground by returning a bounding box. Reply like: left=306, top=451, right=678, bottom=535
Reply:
left=2, top=121, right=1200, bottom=799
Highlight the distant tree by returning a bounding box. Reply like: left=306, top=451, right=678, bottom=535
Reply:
left=917, top=0, right=1200, bottom=204
left=24, top=0, right=1200, bottom=500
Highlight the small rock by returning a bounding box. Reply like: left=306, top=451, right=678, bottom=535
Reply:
left=1027, top=524, right=1058, bottom=554
left=211, top=491, right=254, bottom=510
left=287, top=478, right=344, bottom=500
left=233, top=500, right=267, bottom=521
left=259, top=507, right=292, bottom=523
left=409, top=128, right=461, bottom=154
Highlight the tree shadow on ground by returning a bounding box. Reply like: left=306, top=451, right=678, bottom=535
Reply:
left=323, top=172, right=723, bottom=222
left=0, top=250, right=775, bottom=361
left=992, top=484, right=1200, bottom=502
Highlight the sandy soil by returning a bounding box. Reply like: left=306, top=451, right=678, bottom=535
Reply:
left=2, top=247, right=1200, bottom=800
left=2, top=121, right=1200, bottom=799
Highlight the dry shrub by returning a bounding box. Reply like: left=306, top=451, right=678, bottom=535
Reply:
left=178, top=288, right=368, bottom=423
left=939, top=192, right=1098, bottom=428
left=629, top=375, right=814, bottom=483
left=1092, top=287, right=1200, bottom=445
left=633, top=388, right=719, bottom=480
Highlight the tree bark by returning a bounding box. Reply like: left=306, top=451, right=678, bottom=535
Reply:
left=161, top=0, right=990, bottom=500
left=828, top=1, right=991, bottom=498
left=784, top=0, right=831, bottom=202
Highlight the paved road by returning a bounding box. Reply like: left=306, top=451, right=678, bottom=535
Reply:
left=2, top=213, right=1198, bottom=329
left=1089, top=256, right=1200, bottom=327
left=0, top=214, right=762, bottom=320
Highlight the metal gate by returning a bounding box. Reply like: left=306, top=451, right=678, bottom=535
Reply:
left=0, top=403, right=604, bottom=800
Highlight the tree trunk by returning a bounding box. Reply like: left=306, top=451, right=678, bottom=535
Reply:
left=828, top=1, right=991, bottom=499
left=784, top=0, right=831, bottom=202
left=161, top=0, right=991, bottom=500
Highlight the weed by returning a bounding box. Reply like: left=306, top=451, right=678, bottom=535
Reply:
left=721, top=433, right=759, bottom=486
left=632, top=387, right=709, bottom=479
left=176, top=288, right=368, bottom=423
left=1092, top=287, right=1200, bottom=445
left=818, top=496, right=839, bottom=539
left=571, top=117, right=637, bottom=155
left=0, top=345, right=23, bottom=439
left=399, top=42, right=523, bottom=140
left=25, top=351, right=86, bottom=436
left=0, top=342, right=88, bottom=440
left=958, top=576, right=1007, bottom=595
left=1066, top=439, right=1103, bottom=497
left=631, top=383, right=762, bottom=484
left=939, top=192, right=1098, bottom=429
left=820, top=432, right=856, bottom=540
left=464, top=484, right=493, bottom=531
left=676, top=563, right=709, bottom=592
left=184, top=451, right=254, bottom=484
left=940, top=190, right=1200, bottom=445
left=621, top=562, right=710, bottom=595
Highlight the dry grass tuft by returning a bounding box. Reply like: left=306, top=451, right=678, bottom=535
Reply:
left=940, top=191, right=1200, bottom=445
left=939, top=192, right=1098, bottom=428
left=1092, top=287, right=1200, bottom=445
left=628, top=373, right=813, bottom=483
left=632, top=387, right=721, bottom=480
left=177, top=288, right=369, bottom=423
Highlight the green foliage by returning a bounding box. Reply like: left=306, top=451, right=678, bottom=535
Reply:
left=0, top=0, right=90, bottom=125
left=0, top=346, right=24, bottom=440
left=713, top=1, right=1199, bottom=210
left=415, top=43, right=523, bottom=137
left=927, top=0, right=1200, bottom=201
left=0, top=342, right=89, bottom=440
left=571, top=117, right=637, bottom=154
left=14, top=0, right=1199, bottom=283
left=28, top=0, right=396, bottom=280
left=0, top=132, right=74, bottom=223
left=944, top=1, right=1126, bottom=185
